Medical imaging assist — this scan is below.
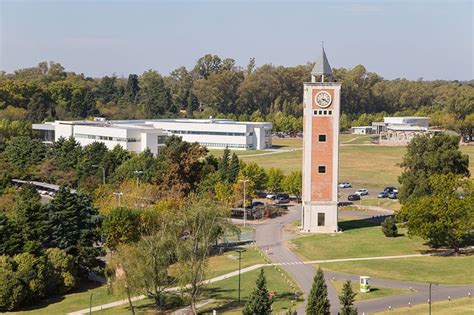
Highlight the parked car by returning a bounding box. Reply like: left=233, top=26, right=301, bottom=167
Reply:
left=348, top=194, right=361, bottom=201
left=48, top=191, right=55, bottom=196
left=251, top=201, right=265, bottom=208
left=378, top=191, right=389, bottom=198
left=266, top=193, right=277, bottom=200
left=338, top=182, right=352, bottom=188
left=273, top=193, right=290, bottom=204
left=355, top=189, right=369, bottom=196
left=388, top=192, right=398, bottom=199
left=384, top=186, right=398, bottom=193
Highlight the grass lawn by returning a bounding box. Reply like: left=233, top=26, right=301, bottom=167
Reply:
left=242, top=137, right=473, bottom=189
left=340, top=134, right=377, bottom=144
left=359, top=197, right=402, bottom=211
left=321, top=255, right=474, bottom=285
left=291, top=218, right=428, bottom=261
left=272, top=137, right=302, bottom=149
left=207, top=148, right=267, bottom=157
left=330, top=280, right=412, bottom=302
left=200, top=266, right=301, bottom=314
left=206, top=246, right=266, bottom=278
left=9, top=283, right=123, bottom=315
left=375, top=297, right=474, bottom=314
left=94, top=267, right=302, bottom=315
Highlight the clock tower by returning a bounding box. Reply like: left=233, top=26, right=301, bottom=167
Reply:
left=302, top=47, right=341, bottom=233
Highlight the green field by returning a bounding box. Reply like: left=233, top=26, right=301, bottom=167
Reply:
left=321, top=255, right=474, bottom=285
left=8, top=284, right=123, bottom=315
left=94, top=267, right=301, bottom=315
left=375, top=297, right=474, bottom=314
left=330, top=280, right=412, bottom=302
left=291, top=219, right=428, bottom=261
left=206, top=246, right=265, bottom=278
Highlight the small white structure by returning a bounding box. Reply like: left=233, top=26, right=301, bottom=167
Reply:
left=351, top=126, right=374, bottom=135
left=33, top=118, right=273, bottom=153
left=360, top=276, right=371, bottom=293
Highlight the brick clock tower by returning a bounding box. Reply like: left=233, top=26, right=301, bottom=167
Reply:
left=302, top=47, right=341, bottom=233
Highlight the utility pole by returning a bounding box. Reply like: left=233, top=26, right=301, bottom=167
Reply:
left=113, top=192, right=123, bottom=206
left=239, top=179, right=249, bottom=228
left=134, top=170, right=143, bottom=189
left=429, top=282, right=438, bottom=315
left=236, top=248, right=246, bottom=303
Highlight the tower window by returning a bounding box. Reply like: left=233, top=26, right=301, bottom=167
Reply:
left=319, top=110, right=323, bottom=115
left=328, top=110, right=332, bottom=115
left=318, top=134, right=327, bottom=142
left=313, top=110, right=318, bottom=115
left=318, top=213, right=325, bottom=226
left=318, top=165, right=326, bottom=173
left=323, top=110, right=327, bottom=115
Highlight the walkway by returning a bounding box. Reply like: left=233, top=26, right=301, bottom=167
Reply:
left=253, top=205, right=473, bottom=314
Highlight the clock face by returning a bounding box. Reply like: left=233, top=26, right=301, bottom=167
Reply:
left=315, top=91, right=332, bottom=108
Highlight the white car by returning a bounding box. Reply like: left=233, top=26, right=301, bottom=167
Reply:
left=338, top=182, right=352, bottom=188
left=266, top=193, right=277, bottom=199
left=355, top=189, right=369, bottom=196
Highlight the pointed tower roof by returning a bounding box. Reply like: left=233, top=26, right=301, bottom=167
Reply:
left=311, top=46, right=333, bottom=78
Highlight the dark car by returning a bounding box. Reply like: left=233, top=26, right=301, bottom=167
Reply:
left=348, top=194, right=361, bottom=201
left=384, top=186, right=398, bottom=193
left=388, top=192, right=398, bottom=199
left=273, top=194, right=290, bottom=204
left=251, top=201, right=265, bottom=208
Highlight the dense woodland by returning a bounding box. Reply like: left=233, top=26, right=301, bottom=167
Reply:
left=1, top=55, right=473, bottom=147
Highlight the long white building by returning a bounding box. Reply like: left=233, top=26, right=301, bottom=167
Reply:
left=33, top=118, right=272, bottom=153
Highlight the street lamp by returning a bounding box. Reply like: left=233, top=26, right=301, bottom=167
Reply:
left=236, top=248, right=246, bottom=303
left=134, top=170, right=144, bottom=188
left=113, top=191, right=123, bottom=206
left=92, top=164, right=105, bottom=185
left=239, top=179, right=249, bottom=228
left=429, top=282, right=438, bottom=315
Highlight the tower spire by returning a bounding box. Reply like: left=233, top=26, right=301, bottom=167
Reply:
left=311, top=44, right=333, bottom=82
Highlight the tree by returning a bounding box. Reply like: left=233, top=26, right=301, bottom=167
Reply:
left=282, top=170, right=302, bottom=198
left=339, top=280, right=357, bottom=315
left=398, top=133, right=470, bottom=204
left=398, top=174, right=473, bottom=254
left=44, top=248, right=76, bottom=295
left=266, top=167, right=284, bottom=193
left=139, top=70, right=171, bottom=118
left=228, top=153, right=240, bottom=183
left=218, top=147, right=230, bottom=181
left=175, top=196, right=231, bottom=314
left=103, top=207, right=141, bottom=251
left=124, top=74, right=140, bottom=103
left=306, top=267, right=330, bottom=315
left=381, top=216, right=398, bottom=237
left=242, top=268, right=272, bottom=315
left=239, top=162, right=267, bottom=192
left=46, top=188, right=104, bottom=275
left=0, top=213, right=23, bottom=256
left=1, top=136, right=46, bottom=176
left=27, top=91, right=53, bottom=122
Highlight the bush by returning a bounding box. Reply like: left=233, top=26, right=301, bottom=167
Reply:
left=381, top=216, right=398, bottom=237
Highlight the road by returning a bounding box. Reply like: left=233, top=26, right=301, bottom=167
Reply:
left=254, top=205, right=473, bottom=314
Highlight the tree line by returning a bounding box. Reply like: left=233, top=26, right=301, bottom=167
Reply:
left=1, top=57, right=472, bottom=144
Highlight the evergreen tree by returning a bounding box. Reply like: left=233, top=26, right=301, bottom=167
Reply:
left=306, top=267, right=330, bottom=315
left=242, top=268, right=272, bottom=315
left=0, top=213, right=23, bottom=256
left=339, top=280, right=357, bottom=315
left=124, top=74, right=140, bottom=103
left=218, top=147, right=230, bottom=181
left=228, top=153, right=240, bottom=183
left=46, top=187, right=104, bottom=275
left=381, top=216, right=398, bottom=237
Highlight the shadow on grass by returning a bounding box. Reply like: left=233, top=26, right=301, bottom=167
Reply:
left=13, top=281, right=104, bottom=312
left=339, top=216, right=389, bottom=231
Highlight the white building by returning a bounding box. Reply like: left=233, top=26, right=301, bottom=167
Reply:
left=375, top=117, right=431, bottom=144
left=351, top=126, right=374, bottom=135
left=33, top=118, right=272, bottom=153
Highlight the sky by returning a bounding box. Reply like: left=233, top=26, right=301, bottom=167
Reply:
left=1, top=0, right=472, bottom=80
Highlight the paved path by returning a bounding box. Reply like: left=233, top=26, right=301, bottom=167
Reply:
left=253, top=205, right=473, bottom=314
left=239, top=148, right=302, bottom=158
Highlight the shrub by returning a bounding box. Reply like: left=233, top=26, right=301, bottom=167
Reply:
left=381, top=216, right=398, bottom=237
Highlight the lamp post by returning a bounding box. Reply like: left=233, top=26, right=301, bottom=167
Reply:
left=92, top=164, right=105, bottom=185
left=89, top=293, right=93, bottom=315
left=239, top=179, right=249, bottom=228
left=429, top=282, right=438, bottom=315
left=134, top=170, right=144, bottom=188
left=113, top=191, right=123, bottom=206
left=236, top=248, right=246, bottom=303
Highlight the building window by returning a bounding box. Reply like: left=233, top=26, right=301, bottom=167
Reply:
left=323, top=110, right=327, bottom=115
left=318, top=213, right=325, bottom=226
left=318, top=165, right=326, bottom=173
left=328, top=110, right=332, bottom=115
left=318, top=134, right=326, bottom=142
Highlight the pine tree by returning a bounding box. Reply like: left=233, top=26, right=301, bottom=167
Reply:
left=228, top=153, right=240, bottom=183
left=381, top=216, right=398, bottom=237
left=242, top=268, right=272, bottom=315
left=306, top=267, right=330, bottom=315
left=339, top=280, right=357, bottom=315
left=218, top=147, right=230, bottom=181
